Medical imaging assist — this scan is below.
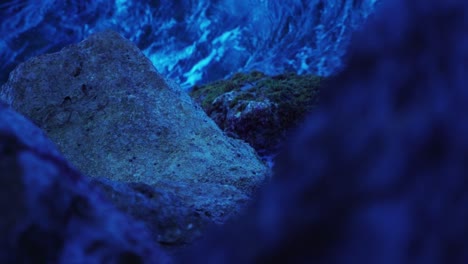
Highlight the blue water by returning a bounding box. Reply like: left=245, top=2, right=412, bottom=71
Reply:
left=0, top=0, right=379, bottom=89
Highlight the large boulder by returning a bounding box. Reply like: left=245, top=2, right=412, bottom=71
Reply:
left=181, top=0, right=468, bottom=263
left=0, top=30, right=269, bottom=222
left=0, top=102, right=169, bottom=263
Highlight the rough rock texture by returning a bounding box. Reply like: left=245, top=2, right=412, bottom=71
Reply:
left=90, top=178, right=212, bottom=251
left=190, top=71, right=322, bottom=156
left=181, top=0, right=468, bottom=263
left=0, top=103, right=169, bottom=263
left=0, top=30, right=269, bottom=221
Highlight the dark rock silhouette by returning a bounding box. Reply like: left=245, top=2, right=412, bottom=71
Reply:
left=0, top=103, right=169, bottom=263
left=181, top=0, right=468, bottom=263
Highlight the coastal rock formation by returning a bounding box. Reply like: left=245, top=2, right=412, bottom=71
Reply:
left=4, top=0, right=466, bottom=262
left=0, top=30, right=269, bottom=223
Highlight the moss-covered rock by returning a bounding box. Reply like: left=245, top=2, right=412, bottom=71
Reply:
left=190, top=71, right=324, bottom=155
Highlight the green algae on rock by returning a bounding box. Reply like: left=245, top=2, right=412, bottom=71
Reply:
left=190, top=71, right=324, bottom=154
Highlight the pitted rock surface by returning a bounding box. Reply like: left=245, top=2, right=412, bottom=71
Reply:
left=0, top=30, right=269, bottom=221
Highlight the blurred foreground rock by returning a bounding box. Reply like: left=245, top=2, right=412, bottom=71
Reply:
left=0, top=30, right=269, bottom=224
left=181, top=0, right=468, bottom=263
left=0, top=103, right=169, bottom=263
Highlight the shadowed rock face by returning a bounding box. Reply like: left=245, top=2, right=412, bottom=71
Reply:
left=89, top=177, right=213, bottom=249
left=180, top=1, right=468, bottom=263
left=0, top=30, right=269, bottom=223
left=0, top=103, right=169, bottom=263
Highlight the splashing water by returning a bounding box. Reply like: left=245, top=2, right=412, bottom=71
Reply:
left=0, top=0, right=380, bottom=89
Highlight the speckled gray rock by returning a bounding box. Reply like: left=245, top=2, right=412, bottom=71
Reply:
left=90, top=177, right=213, bottom=249
left=153, top=179, right=251, bottom=224
left=0, top=30, right=269, bottom=220
left=0, top=103, right=169, bottom=263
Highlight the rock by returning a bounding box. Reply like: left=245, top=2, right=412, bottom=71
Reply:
left=0, top=30, right=269, bottom=222
left=190, top=71, right=322, bottom=156
left=0, top=103, right=169, bottom=263
left=181, top=0, right=468, bottom=263
left=90, top=178, right=212, bottom=253
left=94, top=174, right=250, bottom=230
left=153, top=179, right=251, bottom=224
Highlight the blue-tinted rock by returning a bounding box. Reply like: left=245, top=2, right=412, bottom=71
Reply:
left=181, top=0, right=468, bottom=263
left=0, top=103, right=169, bottom=263
left=91, top=178, right=212, bottom=248
left=190, top=71, right=323, bottom=157
left=0, top=30, right=269, bottom=223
